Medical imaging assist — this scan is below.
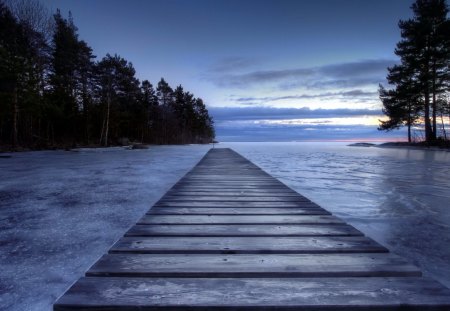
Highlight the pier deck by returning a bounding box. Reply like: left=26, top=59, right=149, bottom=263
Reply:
left=54, top=148, right=450, bottom=310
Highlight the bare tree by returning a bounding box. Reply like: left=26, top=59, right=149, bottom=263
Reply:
left=4, top=0, right=54, bottom=41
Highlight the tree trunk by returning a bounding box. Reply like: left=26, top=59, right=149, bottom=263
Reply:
left=432, top=69, right=437, bottom=140
left=441, top=112, right=447, bottom=140
left=99, top=117, right=105, bottom=145
left=105, top=93, right=110, bottom=146
left=408, top=120, right=411, bottom=143
left=424, top=91, right=433, bottom=142
left=12, top=87, right=18, bottom=148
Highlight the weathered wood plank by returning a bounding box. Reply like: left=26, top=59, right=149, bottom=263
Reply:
left=154, top=201, right=320, bottom=208
left=175, top=182, right=287, bottom=187
left=87, top=253, right=421, bottom=278
left=159, top=196, right=311, bottom=202
left=110, top=236, right=387, bottom=254
left=125, top=224, right=364, bottom=237
left=147, top=207, right=330, bottom=215
left=173, top=184, right=291, bottom=189
left=137, top=215, right=343, bottom=225
left=183, top=175, right=275, bottom=179
left=54, top=277, right=450, bottom=311
left=167, top=191, right=301, bottom=196
left=170, top=187, right=299, bottom=193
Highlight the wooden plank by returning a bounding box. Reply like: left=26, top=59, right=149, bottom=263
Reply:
left=167, top=191, right=300, bottom=196
left=175, top=182, right=287, bottom=187
left=188, top=173, right=267, bottom=176
left=126, top=224, right=364, bottom=237
left=170, top=188, right=300, bottom=194
left=54, top=277, right=450, bottom=310
left=154, top=201, right=320, bottom=208
left=110, top=236, right=388, bottom=254
left=183, top=175, right=275, bottom=179
left=182, top=178, right=277, bottom=182
left=173, top=185, right=291, bottom=189
left=159, top=196, right=311, bottom=202
left=137, top=215, right=343, bottom=225
left=147, top=207, right=330, bottom=215
left=87, top=253, right=421, bottom=278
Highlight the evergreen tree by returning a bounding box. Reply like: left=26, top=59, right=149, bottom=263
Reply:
left=49, top=10, right=80, bottom=143
left=379, top=65, right=422, bottom=142
left=0, top=1, right=215, bottom=149
left=381, top=0, right=450, bottom=142
left=156, top=78, right=174, bottom=144
left=0, top=2, right=47, bottom=148
left=75, top=40, right=95, bottom=143
left=95, top=54, right=140, bottom=146
left=140, top=80, right=158, bottom=142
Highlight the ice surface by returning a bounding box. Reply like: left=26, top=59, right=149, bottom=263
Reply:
left=1, top=142, right=450, bottom=310
left=222, top=142, right=450, bottom=289
left=0, top=145, right=210, bottom=311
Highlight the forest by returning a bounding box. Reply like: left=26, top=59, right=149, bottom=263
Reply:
left=379, top=0, right=450, bottom=144
left=0, top=0, right=215, bottom=151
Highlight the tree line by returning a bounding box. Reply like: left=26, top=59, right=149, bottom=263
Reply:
left=379, top=0, right=450, bottom=143
left=0, top=0, right=215, bottom=150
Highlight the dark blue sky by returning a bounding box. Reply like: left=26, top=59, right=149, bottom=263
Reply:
left=42, top=0, right=415, bottom=141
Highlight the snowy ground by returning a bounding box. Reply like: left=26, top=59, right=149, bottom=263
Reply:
left=1, top=142, right=450, bottom=310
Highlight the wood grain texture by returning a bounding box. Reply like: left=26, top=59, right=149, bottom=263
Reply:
left=147, top=207, right=330, bottom=215
left=54, top=277, right=450, bottom=310
left=154, top=201, right=321, bottom=208
left=125, top=224, right=364, bottom=237
left=137, top=214, right=343, bottom=225
left=110, top=236, right=388, bottom=254
left=87, top=253, right=421, bottom=278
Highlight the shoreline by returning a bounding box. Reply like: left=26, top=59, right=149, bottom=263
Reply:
left=349, top=141, right=450, bottom=151
left=3, top=141, right=450, bottom=155
left=0, top=142, right=215, bottom=154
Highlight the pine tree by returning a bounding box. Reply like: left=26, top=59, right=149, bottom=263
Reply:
left=156, top=78, right=173, bottom=144
left=381, top=0, right=450, bottom=143
left=379, top=65, right=422, bottom=142
left=140, top=80, right=158, bottom=142
left=49, top=10, right=81, bottom=144
left=76, top=40, right=95, bottom=143
left=95, top=54, right=140, bottom=146
left=0, top=2, right=48, bottom=148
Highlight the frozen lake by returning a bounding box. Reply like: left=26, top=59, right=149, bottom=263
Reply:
left=223, top=142, right=450, bottom=288
left=1, top=142, right=449, bottom=310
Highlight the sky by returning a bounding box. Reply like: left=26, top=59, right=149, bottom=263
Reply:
left=41, top=0, right=416, bottom=141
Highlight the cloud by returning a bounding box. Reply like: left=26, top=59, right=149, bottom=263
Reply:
left=215, top=122, right=405, bottom=142
left=208, top=57, right=261, bottom=73
left=206, top=58, right=397, bottom=90
left=231, top=89, right=378, bottom=105
left=208, top=106, right=404, bottom=142
left=319, top=59, right=394, bottom=78
left=210, top=106, right=382, bottom=122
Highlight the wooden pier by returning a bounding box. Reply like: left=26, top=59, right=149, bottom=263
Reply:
left=54, top=148, right=450, bottom=310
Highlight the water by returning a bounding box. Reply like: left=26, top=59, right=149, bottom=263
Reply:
left=221, top=142, right=450, bottom=287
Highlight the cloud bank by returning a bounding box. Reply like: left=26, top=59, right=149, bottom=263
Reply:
left=204, top=58, right=400, bottom=141
left=209, top=106, right=404, bottom=142
left=207, top=59, right=397, bottom=91
left=210, top=106, right=382, bottom=121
